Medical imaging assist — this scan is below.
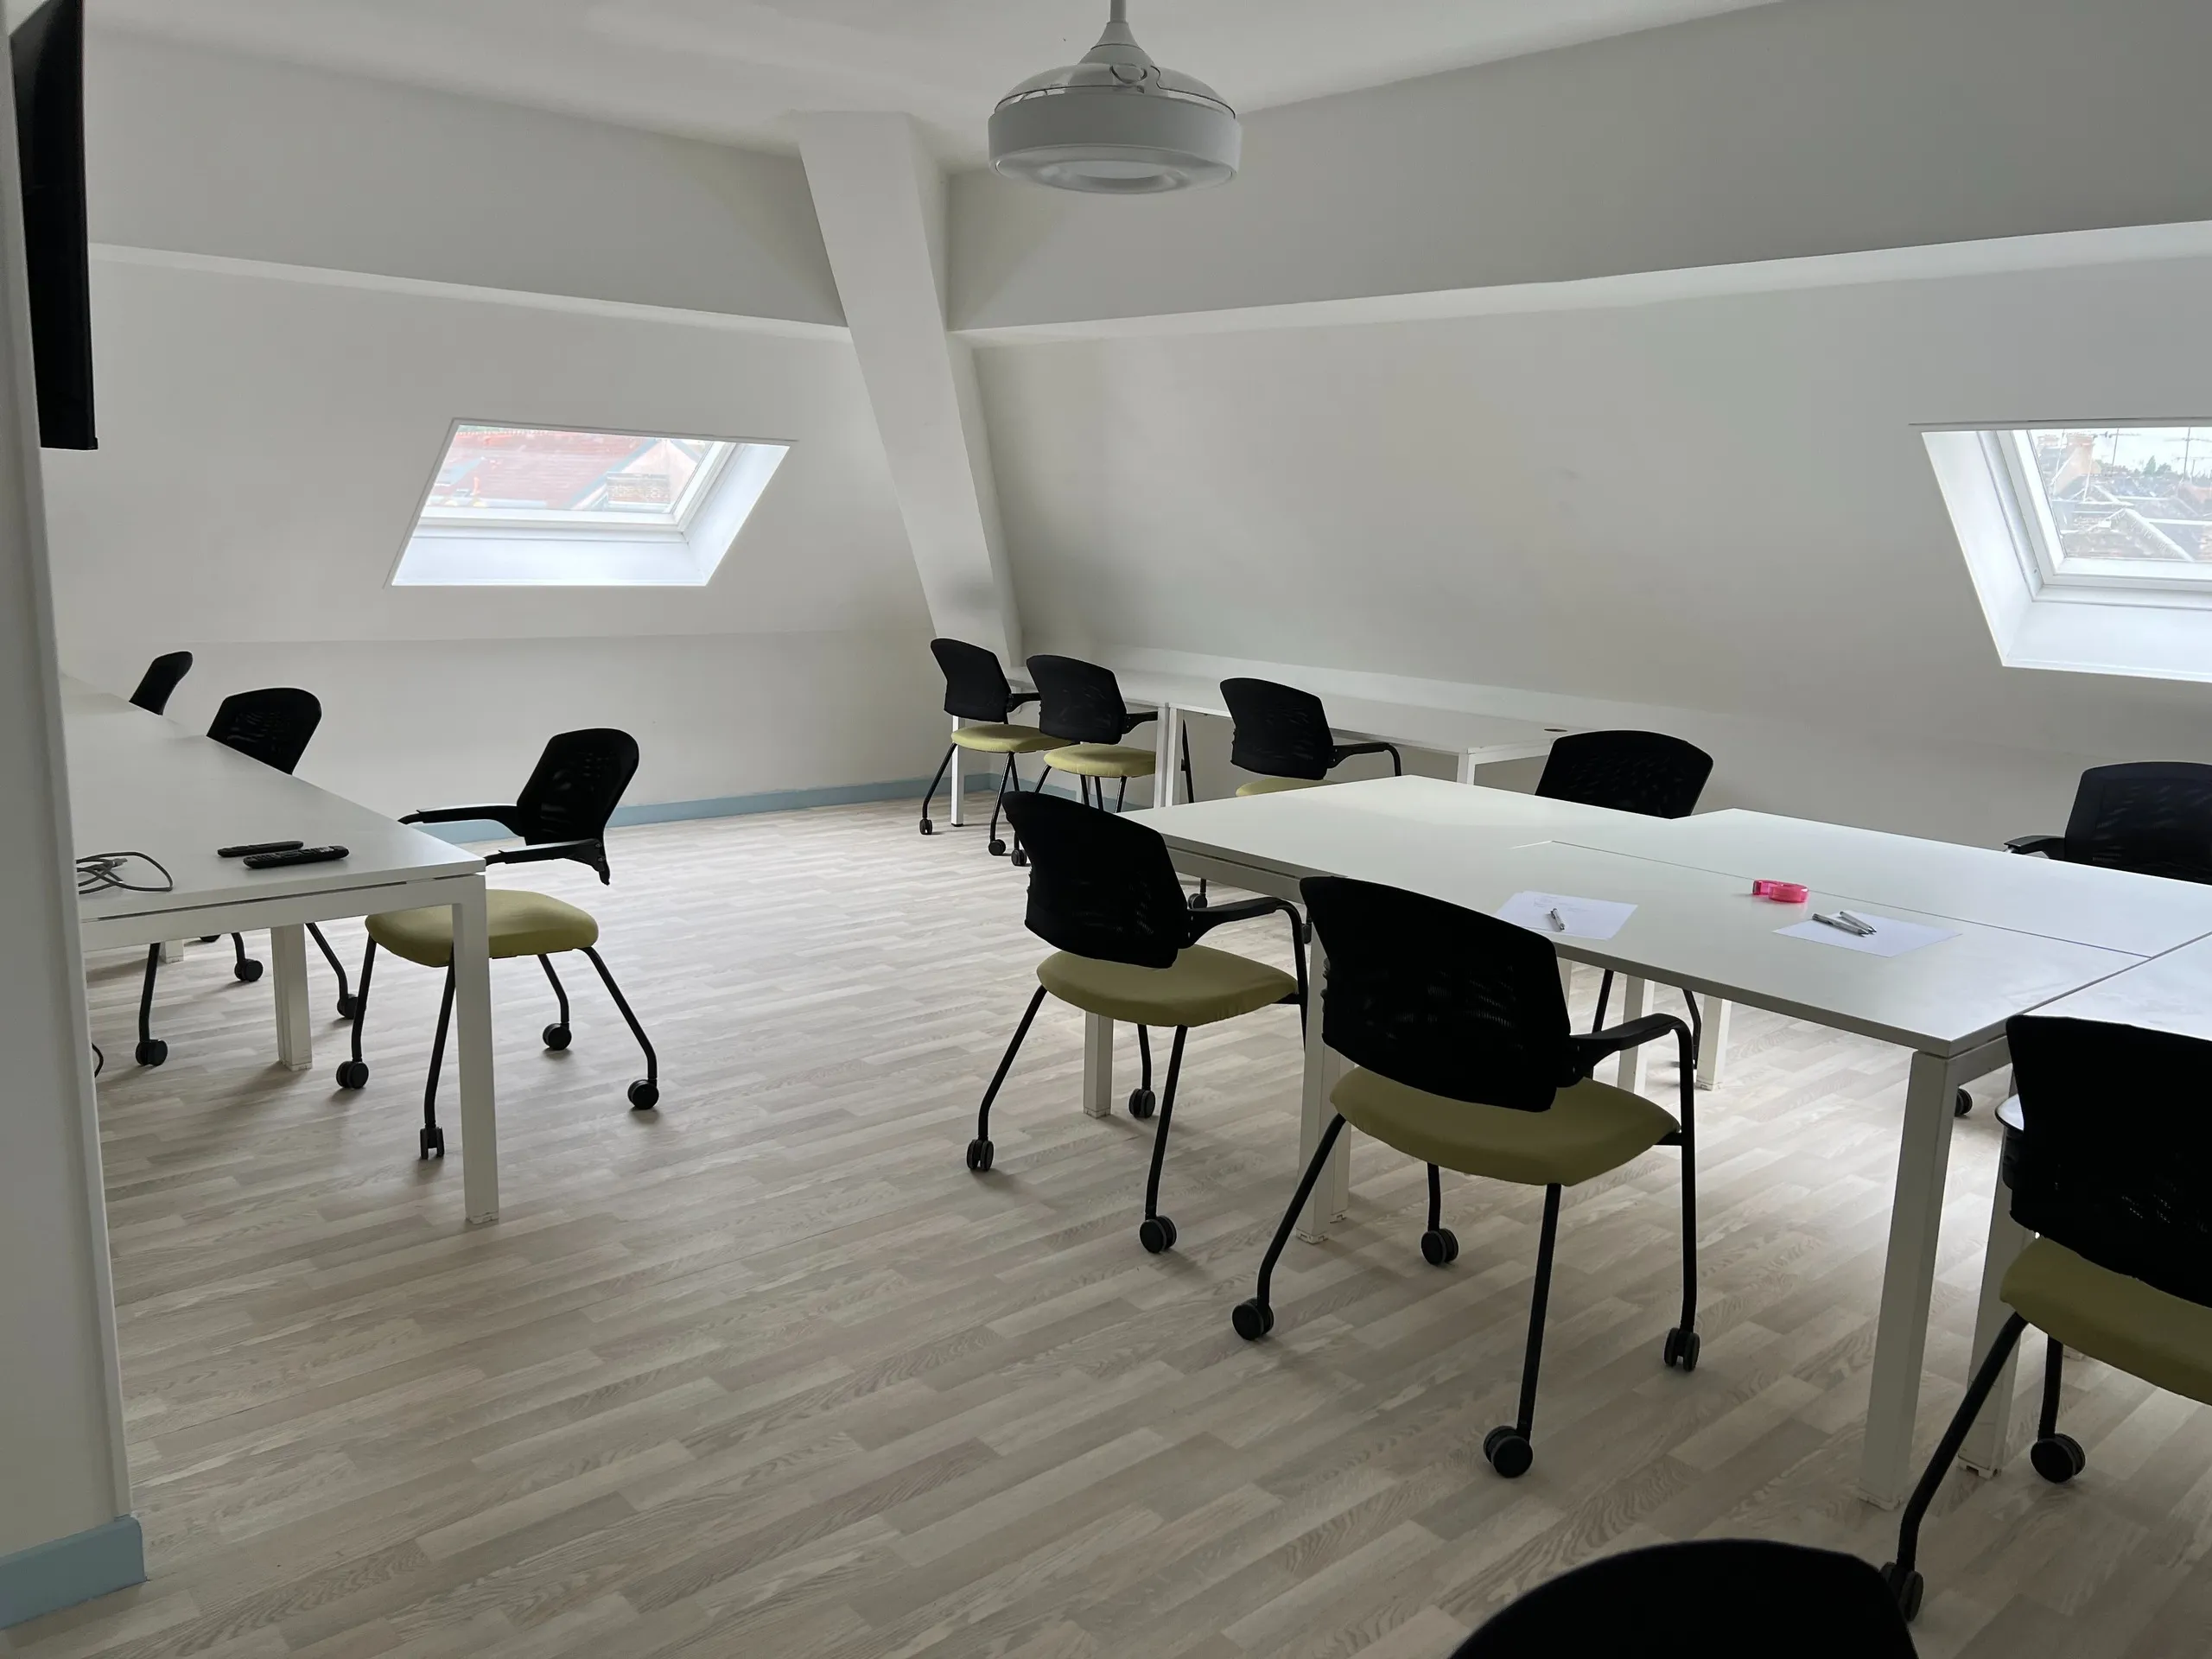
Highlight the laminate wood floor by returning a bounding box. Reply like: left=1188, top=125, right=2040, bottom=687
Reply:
left=13, top=800, right=2211, bottom=1658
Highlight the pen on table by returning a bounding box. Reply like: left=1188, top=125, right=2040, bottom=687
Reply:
left=1835, top=910, right=1876, bottom=935
left=1814, top=912, right=1875, bottom=937
left=1546, top=906, right=1567, bottom=933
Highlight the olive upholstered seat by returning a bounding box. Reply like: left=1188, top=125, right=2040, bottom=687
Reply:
left=1235, top=775, right=1326, bottom=797
left=2000, top=1237, right=2212, bottom=1406
left=1027, top=654, right=1197, bottom=811
left=950, top=721, right=1069, bottom=756
left=1037, top=944, right=1297, bottom=1029
left=1333, top=1067, right=1678, bottom=1190
left=366, top=889, right=599, bottom=967
left=1043, top=742, right=1158, bottom=779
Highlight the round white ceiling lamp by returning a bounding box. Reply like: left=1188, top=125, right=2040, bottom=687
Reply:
left=988, top=2, right=1240, bottom=194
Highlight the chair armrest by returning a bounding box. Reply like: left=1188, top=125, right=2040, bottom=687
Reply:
left=1122, top=709, right=1160, bottom=733
left=1567, top=1012, right=1689, bottom=1077
left=1186, top=897, right=1309, bottom=1025
left=1331, top=741, right=1404, bottom=776
left=484, top=838, right=613, bottom=883
left=2005, top=835, right=2064, bottom=858
left=400, top=804, right=518, bottom=829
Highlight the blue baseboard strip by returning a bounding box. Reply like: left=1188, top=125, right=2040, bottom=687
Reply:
left=0, top=1516, right=144, bottom=1627
left=415, top=772, right=1007, bottom=845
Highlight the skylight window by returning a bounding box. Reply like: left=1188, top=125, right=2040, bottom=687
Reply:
left=394, top=422, right=790, bottom=587
left=2007, top=427, right=2212, bottom=588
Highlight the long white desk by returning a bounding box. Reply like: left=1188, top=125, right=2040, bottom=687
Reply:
left=1137, top=775, right=2171, bottom=1510
left=67, top=679, right=503, bottom=1222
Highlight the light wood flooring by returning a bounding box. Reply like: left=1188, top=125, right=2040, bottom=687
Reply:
left=12, top=799, right=2212, bottom=1658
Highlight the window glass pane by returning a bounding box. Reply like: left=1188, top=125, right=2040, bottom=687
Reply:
left=422, top=424, right=728, bottom=525
left=2025, top=427, right=2212, bottom=569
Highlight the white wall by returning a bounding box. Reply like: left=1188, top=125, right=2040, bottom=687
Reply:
left=981, top=251, right=2212, bottom=846
left=950, top=0, right=2212, bottom=330
left=45, top=251, right=948, bottom=811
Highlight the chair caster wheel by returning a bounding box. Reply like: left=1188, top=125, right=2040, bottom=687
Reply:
left=1138, top=1215, right=1177, bottom=1254
left=1879, top=1562, right=1923, bottom=1623
left=336, top=994, right=359, bottom=1020
left=1484, top=1427, right=1534, bottom=1478
left=1011, top=848, right=1029, bottom=867
left=965, top=1137, right=994, bottom=1173
left=234, top=958, right=264, bottom=983
left=2031, top=1432, right=2086, bottom=1484
left=918, top=818, right=934, bottom=836
left=1420, top=1228, right=1459, bottom=1267
left=1662, top=1327, right=1701, bottom=1371
left=420, top=1126, right=445, bottom=1160
left=543, top=1023, right=572, bottom=1051
left=627, top=1080, right=658, bottom=1110
left=335, top=1059, right=368, bottom=1090
left=1128, top=1087, right=1156, bottom=1119
left=135, top=1039, right=168, bottom=1067
left=1187, top=892, right=1208, bottom=911
left=1232, top=1299, right=1274, bottom=1340
left=1955, top=1088, right=1973, bottom=1117
left=988, top=838, right=1007, bottom=856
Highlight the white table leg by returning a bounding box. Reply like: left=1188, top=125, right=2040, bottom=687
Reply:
left=1155, top=703, right=1182, bottom=805
left=1696, top=995, right=1732, bottom=1091
left=1297, top=936, right=1351, bottom=1242
left=270, top=925, right=311, bottom=1071
left=949, top=721, right=966, bottom=827
left=452, top=878, right=499, bottom=1224
left=159, top=938, right=184, bottom=964
left=1083, top=1013, right=1113, bottom=1118
left=1558, top=958, right=1574, bottom=1001
left=1858, top=1048, right=1961, bottom=1506
left=1614, top=976, right=1649, bottom=1093
left=1961, top=1137, right=2033, bottom=1475
left=1455, top=749, right=1478, bottom=785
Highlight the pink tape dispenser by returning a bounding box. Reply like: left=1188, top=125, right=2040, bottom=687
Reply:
left=1751, top=879, right=1809, bottom=904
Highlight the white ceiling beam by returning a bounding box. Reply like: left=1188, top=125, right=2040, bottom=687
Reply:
left=798, top=113, right=1020, bottom=667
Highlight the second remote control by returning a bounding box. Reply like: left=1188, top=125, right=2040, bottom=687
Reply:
left=218, top=839, right=304, bottom=859
left=243, top=844, right=349, bottom=869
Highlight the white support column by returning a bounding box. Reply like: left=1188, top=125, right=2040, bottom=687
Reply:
left=1155, top=703, right=1183, bottom=805
left=798, top=114, right=1021, bottom=666
left=948, top=721, right=965, bottom=827
left=1083, top=1014, right=1114, bottom=1118
left=1614, top=976, right=1650, bottom=1093
left=1297, top=935, right=1351, bottom=1242
left=269, top=925, right=311, bottom=1071
left=158, top=938, right=183, bottom=964
left=1961, top=1130, right=2033, bottom=1475
left=452, top=879, right=499, bottom=1224
left=1696, top=995, right=1732, bottom=1090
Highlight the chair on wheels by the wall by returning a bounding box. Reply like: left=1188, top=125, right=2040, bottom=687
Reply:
left=966, top=791, right=1305, bottom=1254
left=1880, top=1013, right=2212, bottom=1623
left=127, top=650, right=193, bottom=715
left=334, top=729, right=659, bottom=1159
left=132, top=687, right=357, bottom=1065
left=1232, top=876, right=1700, bottom=1479
left=918, top=638, right=1068, bottom=862
left=1218, top=677, right=1402, bottom=795
left=1027, top=654, right=1195, bottom=812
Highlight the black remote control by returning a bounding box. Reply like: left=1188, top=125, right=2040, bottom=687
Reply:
left=218, top=839, right=304, bottom=859
left=242, top=844, right=349, bottom=869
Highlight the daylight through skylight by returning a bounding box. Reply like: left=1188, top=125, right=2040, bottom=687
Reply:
left=2017, top=426, right=2212, bottom=583
left=422, top=424, right=733, bottom=530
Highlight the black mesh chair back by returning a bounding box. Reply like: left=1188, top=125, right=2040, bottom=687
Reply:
left=208, top=688, right=321, bottom=775
left=1222, top=677, right=1335, bottom=780
left=1027, top=654, right=1133, bottom=746
left=1452, top=1539, right=1916, bottom=1657
left=931, top=638, right=1019, bottom=723
left=1302, top=876, right=1571, bottom=1111
left=1535, top=730, right=1713, bottom=819
left=2007, top=1014, right=2212, bottom=1306
left=129, top=651, right=193, bottom=715
left=2056, top=761, right=2212, bottom=883
left=512, top=728, right=641, bottom=847
left=1003, top=791, right=1188, bottom=969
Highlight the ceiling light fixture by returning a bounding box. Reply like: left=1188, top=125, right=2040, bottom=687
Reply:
left=988, top=1, right=1239, bottom=194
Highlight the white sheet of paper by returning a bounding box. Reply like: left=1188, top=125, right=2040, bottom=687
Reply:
left=1497, top=890, right=1637, bottom=942
left=1776, top=912, right=1957, bottom=958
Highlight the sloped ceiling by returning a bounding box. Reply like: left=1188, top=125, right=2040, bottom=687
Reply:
left=981, top=251, right=2212, bottom=766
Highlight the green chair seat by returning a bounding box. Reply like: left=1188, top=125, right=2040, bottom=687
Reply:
left=2002, top=1237, right=2212, bottom=1408
left=367, top=888, right=599, bottom=968
left=1332, top=1066, right=1678, bottom=1188
left=1044, top=743, right=1158, bottom=779
left=1038, top=945, right=1298, bottom=1027
left=950, top=722, right=1070, bottom=756
left=1236, top=776, right=1327, bottom=797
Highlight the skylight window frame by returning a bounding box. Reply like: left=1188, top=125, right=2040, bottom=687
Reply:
left=413, top=421, right=739, bottom=539
left=1989, top=422, right=2212, bottom=597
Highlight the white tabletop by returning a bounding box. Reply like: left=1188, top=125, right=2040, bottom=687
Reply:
left=1116, top=671, right=1573, bottom=760
left=2029, top=931, right=2212, bottom=1039
left=66, top=678, right=480, bottom=938
left=1551, top=807, right=2212, bottom=959
left=1143, top=776, right=2141, bottom=1056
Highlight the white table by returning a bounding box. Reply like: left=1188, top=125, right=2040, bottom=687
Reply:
left=1139, top=775, right=2162, bottom=1510
left=1955, top=932, right=2212, bottom=1478
left=66, top=680, right=503, bottom=1222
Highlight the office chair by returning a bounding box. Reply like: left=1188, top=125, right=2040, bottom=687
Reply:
left=127, top=650, right=192, bottom=715
left=335, top=729, right=658, bottom=1158
left=132, top=688, right=356, bottom=1066
left=1883, top=1014, right=2212, bottom=1622
left=918, top=638, right=1068, bottom=862
left=966, top=791, right=1305, bottom=1254
left=1233, top=876, right=1699, bottom=1478
left=1219, top=677, right=1402, bottom=795
left=1028, top=654, right=1196, bottom=812
left=1535, top=729, right=1714, bottom=1044
left=1452, top=1540, right=1916, bottom=1657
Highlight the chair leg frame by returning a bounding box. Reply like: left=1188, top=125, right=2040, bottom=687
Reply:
left=1247, top=1112, right=1351, bottom=1317
left=975, top=985, right=1049, bottom=1145
left=232, top=932, right=257, bottom=976
left=1889, top=1310, right=2032, bottom=1587
left=1141, top=1027, right=1188, bottom=1224
left=1427, top=1162, right=1445, bottom=1234
left=308, top=921, right=353, bottom=1014
left=987, top=754, right=1019, bottom=848
left=1137, top=1022, right=1152, bottom=1095
left=346, top=939, right=378, bottom=1068
left=581, top=947, right=658, bottom=1084
left=540, top=953, right=570, bottom=1031
left=137, top=944, right=162, bottom=1056
left=421, top=966, right=457, bottom=1157
left=2037, top=1334, right=2065, bottom=1440
left=919, top=743, right=956, bottom=829
left=1510, top=1185, right=1566, bottom=1441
